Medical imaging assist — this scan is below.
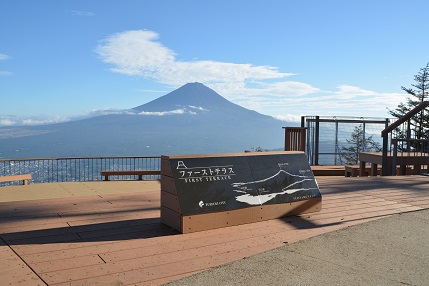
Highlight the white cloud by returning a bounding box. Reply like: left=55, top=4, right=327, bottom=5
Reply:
left=0, top=119, right=15, bottom=126
left=0, top=54, right=10, bottom=61
left=87, top=109, right=135, bottom=116
left=0, top=71, right=12, bottom=76
left=188, top=105, right=209, bottom=111
left=272, top=85, right=404, bottom=117
left=233, top=83, right=404, bottom=120
left=329, top=85, right=404, bottom=112
left=138, top=109, right=196, bottom=116
left=96, top=30, right=302, bottom=99
left=70, top=10, right=95, bottom=16
left=88, top=107, right=200, bottom=116
left=273, top=114, right=301, bottom=122
left=0, top=106, right=205, bottom=127
left=333, top=85, right=376, bottom=99
left=96, top=30, right=175, bottom=77
left=260, top=81, right=320, bottom=96
left=0, top=115, right=73, bottom=127
left=0, top=110, right=129, bottom=127
left=160, top=61, right=292, bottom=86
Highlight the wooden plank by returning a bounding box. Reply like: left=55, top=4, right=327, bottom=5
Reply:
left=0, top=240, right=45, bottom=286
left=0, top=191, right=159, bottom=220
left=160, top=175, right=177, bottom=195
left=161, top=190, right=181, bottom=213
left=48, top=243, right=282, bottom=285
left=1, top=177, right=428, bottom=286
left=161, top=156, right=173, bottom=177
left=38, top=234, right=288, bottom=285
left=160, top=206, right=182, bottom=231
left=21, top=218, right=300, bottom=264
left=31, top=254, right=105, bottom=274
left=0, top=220, right=71, bottom=235
left=311, top=165, right=345, bottom=176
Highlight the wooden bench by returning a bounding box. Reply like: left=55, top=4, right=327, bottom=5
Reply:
left=345, top=165, right=381, bottom=177
left=101, top=170, right=161, bottom=181
left=0, top=174, right=32, bottom=185
left=345, top=165, right=412, bottom=177
left=345, top=165, right=362, bottom=177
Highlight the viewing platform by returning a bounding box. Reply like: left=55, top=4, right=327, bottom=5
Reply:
left=1, top=176, right=429, bottom=285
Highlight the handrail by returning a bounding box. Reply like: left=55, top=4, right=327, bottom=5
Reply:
left=391, top=138, right=429, bottom=144
left=381, top=101, right=429, bottom=136
left=381, top=101, right=429, bottom=175
left=0, top=155, right=160, bottom=162
left=0, top=156, right=161, bottom=185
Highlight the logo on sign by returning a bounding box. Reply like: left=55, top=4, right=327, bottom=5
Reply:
left=198, top=200, right=205, bottom=208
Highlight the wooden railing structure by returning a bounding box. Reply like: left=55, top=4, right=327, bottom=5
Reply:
left=381, top=101, right=429, bottom=176
left=283, top=127, right=307, bottom=152
left=0, top=156, right=161, bottom=186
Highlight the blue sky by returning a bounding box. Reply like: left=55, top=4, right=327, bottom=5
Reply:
left=1, top=0, right=428, bottom=126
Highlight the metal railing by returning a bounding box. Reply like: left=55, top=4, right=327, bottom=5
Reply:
left=300, top=116, right=389, bottom=165
left=0, top=156, right=161, bottom=186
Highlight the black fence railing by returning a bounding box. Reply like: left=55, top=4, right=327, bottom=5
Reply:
left=301, top=116, right=390, bottom=165
left=0, top=156, right=161, bottom=186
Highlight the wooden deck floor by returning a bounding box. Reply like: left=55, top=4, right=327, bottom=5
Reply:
left=1, top=176, right=429, bottom=286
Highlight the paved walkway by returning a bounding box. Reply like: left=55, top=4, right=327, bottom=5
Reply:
left=168, top=208, right=429, bottom=286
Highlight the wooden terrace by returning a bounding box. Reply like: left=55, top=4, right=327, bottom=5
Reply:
left=1, top=176, right=429, bottom=285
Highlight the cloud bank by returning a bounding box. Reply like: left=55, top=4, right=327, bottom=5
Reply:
left=0, top=105, right=210, bottom=127
left=0, top=115, right=74, bottom=126
left=96, top=30, right=294, bottom=83
left=96, top=30, right=303, bottom=97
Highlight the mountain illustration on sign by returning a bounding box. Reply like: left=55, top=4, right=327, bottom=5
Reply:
left=232, top=168, right=317, bottom=205
left=176, top=161, right=188, bottom=169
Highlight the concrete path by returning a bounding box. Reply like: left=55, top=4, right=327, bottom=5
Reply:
left=167, top=208, right=429, bottom=286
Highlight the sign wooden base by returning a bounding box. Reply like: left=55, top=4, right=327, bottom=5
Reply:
left=161, top=197, right=321, bottom=233
left=161, top=152, right=322, bottom=233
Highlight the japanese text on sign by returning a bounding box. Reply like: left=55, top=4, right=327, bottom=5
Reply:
left=176, top=161, right=235, bottom=183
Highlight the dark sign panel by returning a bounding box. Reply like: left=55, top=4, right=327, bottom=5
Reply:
left=168, top=153, right=320, bottom=215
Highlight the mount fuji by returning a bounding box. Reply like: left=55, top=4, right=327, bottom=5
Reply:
left=0, top=83, right=292, bottom=158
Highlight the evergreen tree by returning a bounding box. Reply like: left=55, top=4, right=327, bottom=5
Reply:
left=389, top=62, right=429, bottom=140
left=341, top=125, right=381, bottom=165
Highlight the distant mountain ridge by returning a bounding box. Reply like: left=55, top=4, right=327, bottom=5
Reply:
left=0, top=83, right=292, bottom=159
left=132, top=82, right=271, bottom=121
left=134, top=82, right=232, bottom=112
